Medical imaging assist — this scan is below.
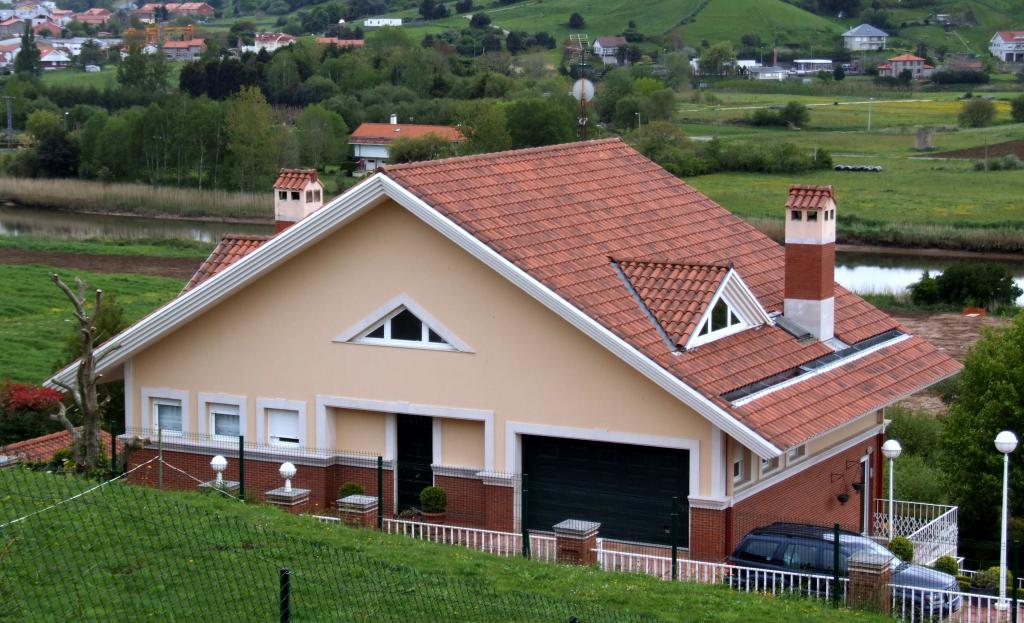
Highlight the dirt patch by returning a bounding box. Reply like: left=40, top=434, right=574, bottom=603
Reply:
left=931, top=139, right=1024, bottom=160
left=0, top=248, right=201, bottom=280
left=891, top=312, right=1010, bottom=414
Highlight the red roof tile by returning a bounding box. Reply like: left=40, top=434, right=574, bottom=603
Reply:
left=274, top=168, right=319, bottom=191
left=185, top=233, right=272, bottom=291
left=617, top=259, right=729, bottom=347
left=888, top=54, right=926, bottom=62
left=1, top=429, right=118, bottom=466
left=382, top=139, right=960, bottom=448
left=350, top=123, right=464, bottom=145
left=785, top=184, right=834, bottom=211
left=996, top=31, right=1024, bottom=42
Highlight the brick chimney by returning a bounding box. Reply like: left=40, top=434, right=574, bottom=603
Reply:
left=273, top=169, right=324, bottom=233
left=783, top=184, right=836, bottom=341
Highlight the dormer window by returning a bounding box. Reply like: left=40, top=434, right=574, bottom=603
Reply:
left=334, top=294, right=473, bottom=353
left=697, top=299, right=743, bottom=338
left=361, top=307, right=450, bottom=347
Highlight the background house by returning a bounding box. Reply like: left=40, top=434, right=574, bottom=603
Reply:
left=749, top=65, right=787, bottom=81
left=72, top=7, right=111, bottom=26
left=792, top=59, right=832, bottom=74
left=842, top=24, right=887, bottom=50
left=989, top=31, right=1024, bottom=63
left=241, top=32, right=295, bottom=54
left=349, top=115, right=464, bottom=173
left=163, top=38, right=206, bottom=61
left=363, top=18, right=401, bottom=27
left=592, top=36, right=627, bottom=65
left=877, top=54, right=934, bottom=79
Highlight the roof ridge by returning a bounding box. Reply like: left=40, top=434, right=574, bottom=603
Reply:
left=383, top=138, right=625, bottom=172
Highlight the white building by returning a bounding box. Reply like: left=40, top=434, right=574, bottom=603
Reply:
left=349, top=114, right=464, bottom=173
left=592, top=36, right=627, bottom=65
left=989, top=31, right=1024, bottom=63
left=241, top=32, right=295, bottom=54
left=792, top=59, right=833, bottom=74
left=842, top=24, right=887, bottom=51
left=749, top=65, right=787, bottom=81
left=363, top=18, right=401, bottom=27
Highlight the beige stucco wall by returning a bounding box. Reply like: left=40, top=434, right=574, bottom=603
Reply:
left=440, top=419, right=484, bottom=469
left=129, top=199, right=715, bottom=494
left=332, top=407, right=387, bottom=455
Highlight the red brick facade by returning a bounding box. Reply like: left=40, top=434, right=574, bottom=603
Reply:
left=784, top=242, right=836, bottom=300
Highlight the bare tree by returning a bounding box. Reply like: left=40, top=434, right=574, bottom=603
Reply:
left=49, top=274, right=106, bottom=471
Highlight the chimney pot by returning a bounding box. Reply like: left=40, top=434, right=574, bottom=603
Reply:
left=389, top=113, right=398, bottom=125
left=273, top=168, right=325, bottom=233
left=783, top=185, right=836, bottom=341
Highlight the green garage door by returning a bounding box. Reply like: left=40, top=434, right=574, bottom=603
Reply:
left=522, top=435, right=689, bottom=545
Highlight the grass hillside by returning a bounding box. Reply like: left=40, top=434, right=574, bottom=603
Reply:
left=678, top=0, right=843, bottom=49
left=0, top=467, right=894, bottom=622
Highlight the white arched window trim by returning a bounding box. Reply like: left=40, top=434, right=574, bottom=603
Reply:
left=683, top=270, right=773, bottom=350
left=333, top=293, right=474, bottom=353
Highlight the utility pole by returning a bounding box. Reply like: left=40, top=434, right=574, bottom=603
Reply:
left=1, top=96, right=12, bottom=148
left=867, top=97, right=874, bottom=132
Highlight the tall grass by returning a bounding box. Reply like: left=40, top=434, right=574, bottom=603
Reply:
left=0, top=177, right=271, bottom=221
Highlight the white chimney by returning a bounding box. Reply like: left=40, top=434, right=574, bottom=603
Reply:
left=783, top=185, right=836, bottom=341
left=389, top=113, right=398, bottom=125
left=273, top=169, right=325, bottom=233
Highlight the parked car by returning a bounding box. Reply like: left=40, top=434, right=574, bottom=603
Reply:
left=728, top=523, right=961, bottom=616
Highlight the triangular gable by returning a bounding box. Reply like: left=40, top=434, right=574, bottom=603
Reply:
left=333, top=293, right=473, bottom=353
left=47, top=172, right=781, bottom=458
left=684, top=270, right=773, bottom=350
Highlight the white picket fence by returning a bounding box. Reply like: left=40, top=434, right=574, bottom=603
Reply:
left=873, top=499, right=959, bottom=565
left=382, top=518, right=558, bottom=562
left=890, top=584, right=1024, bottom=623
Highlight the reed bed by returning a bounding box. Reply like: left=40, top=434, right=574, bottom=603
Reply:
left=0, top=177, right=272, bottom=221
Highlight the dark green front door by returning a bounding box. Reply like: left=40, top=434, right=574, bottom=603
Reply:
left=522, top=435, right=689, bottom=545
left=396, top=414, right=433, bottom=512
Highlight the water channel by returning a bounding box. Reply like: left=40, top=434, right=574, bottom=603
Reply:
left=2, top=204, right=1022, bottom=303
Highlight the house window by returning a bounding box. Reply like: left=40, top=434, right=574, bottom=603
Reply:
left=697, top=299, right=744, bottom=338
left=359, top=307, right=452, bottom=349
left=787, top=444, right=807, bottom=463
left=807, top=211, right=818, bottom=222
left=278, top=190, right=287, bottom=200
left=290, top=191, right=300, bottom=200
left=791, top=210, right=802, bottom=221
left=761, top=456, right=780, bottom=474
left=267, top=408, right=300, bottom=446
left=154, top=399, right=183, bottom=433
left=314, top=190, right=321, bottom=202
left=306, top=190, right=313, bottom=202
left=733, top=457, right=745, bottom=483
left=210, top=403, right=240, bottom=438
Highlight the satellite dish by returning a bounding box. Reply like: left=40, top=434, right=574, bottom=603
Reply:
left=571, top=78, right=595, bottom=102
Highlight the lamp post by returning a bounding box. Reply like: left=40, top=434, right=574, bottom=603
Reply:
left=634, top=111, right=641, bottom=130
left=280, top=462, right=297, bottom=493
left=210, top=455, right=227, bottom=485
left=867, top=97, right=874, bottom=132
left=882, top=439, right=902, bottom=541
left=996, top=430, right=1018, bottom=611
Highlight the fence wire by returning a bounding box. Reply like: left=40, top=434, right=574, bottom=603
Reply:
left=0, top=466, right=653, bottom=623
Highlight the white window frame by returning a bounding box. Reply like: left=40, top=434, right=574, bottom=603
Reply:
left=787, top=444, right=807, bottom=465
left=761, top=456, right=780, bottom=475
left=732, top=457, right=745, bottom=484
left=333, top=293, right=473, bottom=353
left=683, top=270, right=772, bottom=350
left=140, top=387, right=189, bottom=435
left=198, top=393, right=248, bottom=442
left=256, top=398, right=307, bottom=448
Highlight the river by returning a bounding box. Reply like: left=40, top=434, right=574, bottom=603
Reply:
left=1, top=204, right=1022, bottom=303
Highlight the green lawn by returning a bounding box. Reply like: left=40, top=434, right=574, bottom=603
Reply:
left=677, top=0, right=842, bottom=49
left=0, top=236, right=213, bottom=259
left=40, top=64, right=184, bottom=89
left=0, top=467, right=892, bottom=622
left=0, top=264, right=183, bottom=384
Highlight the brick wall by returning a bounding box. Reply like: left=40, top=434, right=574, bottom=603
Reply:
left=689, top=507, right=729, bottom=561
left=784, top=242, right=835, bottom=300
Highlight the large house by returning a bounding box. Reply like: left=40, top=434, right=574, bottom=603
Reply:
left=592, top=36, right=627, bottom=65
left=349, top=116, right=464, bottom=173
left=842, top=24, right=888, bottom=51
left=877, top=54, right=934, bottom=79
left=162, top=38, right=206, bottom=61
left=133, top=2, right=214, bottom=21
left=72, top=7, right=112, bottom=26
left=50, top=140, right=959, bottom=560
left=241, top=31, right=295, bottom=54
left=989, top=31, right=1024, bottom=63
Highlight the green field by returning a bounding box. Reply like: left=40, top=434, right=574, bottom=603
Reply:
left=0, top=264, right=183, bottom=383
left=0, top=236, right=213, bottom=259
left=677, top=0, right=842, bottom=49
left=40, top=64, right=184, bottom=89
left=0, top=467, right=892, bottom=622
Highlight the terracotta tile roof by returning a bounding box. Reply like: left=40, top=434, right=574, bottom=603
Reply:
left=316, top=37, right=364, bottom=47
left=274, top=168, right=319, bottom=191
left=616, top=259, right=729, bottom=347
left=785, top=184, right=834, bottom=211
left=349, top=123, right=464, bottom=145
left=383, top=139, right=960, bottom=449
left=595, top=36, right=627, bottom=47
left=163, top=38, right=205, bottom=49
left=185, top=233, right=272, bottom=291
left=1, top=429, right=117, bottom=466
left=996, top=31, right=1024, bottom=42
left=888, top=54, right=925, bottom=62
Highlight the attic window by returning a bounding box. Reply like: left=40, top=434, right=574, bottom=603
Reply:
left=791, top=210, right=802, bottom=221
left=359, top=307, right=450, bottom=348
left=278, top=191, right=287, bottom=200
left=696, top=299, right=743, bottom=338
left=807, top=211, right=818, bottom=222
left=335, top=295, right=473, bottom=353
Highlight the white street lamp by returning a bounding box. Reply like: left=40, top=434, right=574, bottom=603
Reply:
left=996, top=430, right=1018, bottom=611
left=867, top=97, right=874, bottom=132
left=280, top=462, right=297, bottom=493
left=882, top=439, right=902, bottom=541
left=210, top=455, right=227, bottom=485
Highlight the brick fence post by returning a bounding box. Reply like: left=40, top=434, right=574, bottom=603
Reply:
left=337, top=494, right=378, bottom=528
left=553, top=519, right=600, bottom=566
left=848, top=549, right=892, bottom=614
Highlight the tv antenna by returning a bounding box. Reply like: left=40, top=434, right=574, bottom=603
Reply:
left=568, top=33, right=593, bottom=140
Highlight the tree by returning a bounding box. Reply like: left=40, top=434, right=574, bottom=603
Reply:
left=698, top=41, right=736, bottom=76
left=779, top=101, right=810, bottom=128
left=48, top=275, right=107, bottom=472
left=225, top=86, right=281, bottom=190
left=296, top=104, right=347, bottom=169
left=505, top=97, right=574, bottom=147
left=25, top=109, right=63, bottom=143
left=941, top=313, right=1024, bottom=540
left=567, top=12, right=584, bottom=28
left=833, top=65, right=846, bottom=81
left=418, top=0, right=437, bottom=19
left=117, top=45, right=169, bottom=93
left=1010, top=95, right=1024, bottom=123
left=455, top=100, right=510, bottom=154
left=469, top=12, right=491, bottom=28
left=388, top=133, right=456, bottom=163
left=897, top=69, right=913, bottom=87
left=14, top=22, right=41, bottom=77
left=934, top=263, right=1022, bottom=309
left=76, top=39, right=105, bottom=68
left=663, top=52, right=692, bottom=89
left=454, top=0, right=472, bottom=13
left=958, top=98, right=996, bottom=128
left=37, top=134, right=80, bottom=177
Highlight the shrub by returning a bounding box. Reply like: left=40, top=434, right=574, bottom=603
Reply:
left=419, top=486, right=447, bottom=513
left=887, top=454, right=949, bottom=504
left=933, top=556, right=960, bottom=577
left=969, top=566, right=1014, bottom=594
left=885, top=406, right=944, bottom=463
left=567, top=12, right=584, bottom=28
left=958, top=98, right=996, bottom=128
left=889, top=536, right=914, bottom=562
left=337, top=482, right=365, bottom=499
left=908, top=270, right=940, bottom=305
left=1012, top=95, right=1024, bottom=123
left=934, top=263, right=1023, bottom=309
left=931, top=70, right=990, bottom=85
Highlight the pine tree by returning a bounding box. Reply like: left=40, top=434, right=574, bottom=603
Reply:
left=14, top=21, right=41, bottom=77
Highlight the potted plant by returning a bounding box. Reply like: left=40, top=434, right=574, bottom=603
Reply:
left=419, top=486, right=447, bottom=524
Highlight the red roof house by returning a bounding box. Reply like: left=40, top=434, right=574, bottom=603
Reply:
left=349, top=117, right=464, bottom=172
left=0, top=429, right=118, bottom=467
